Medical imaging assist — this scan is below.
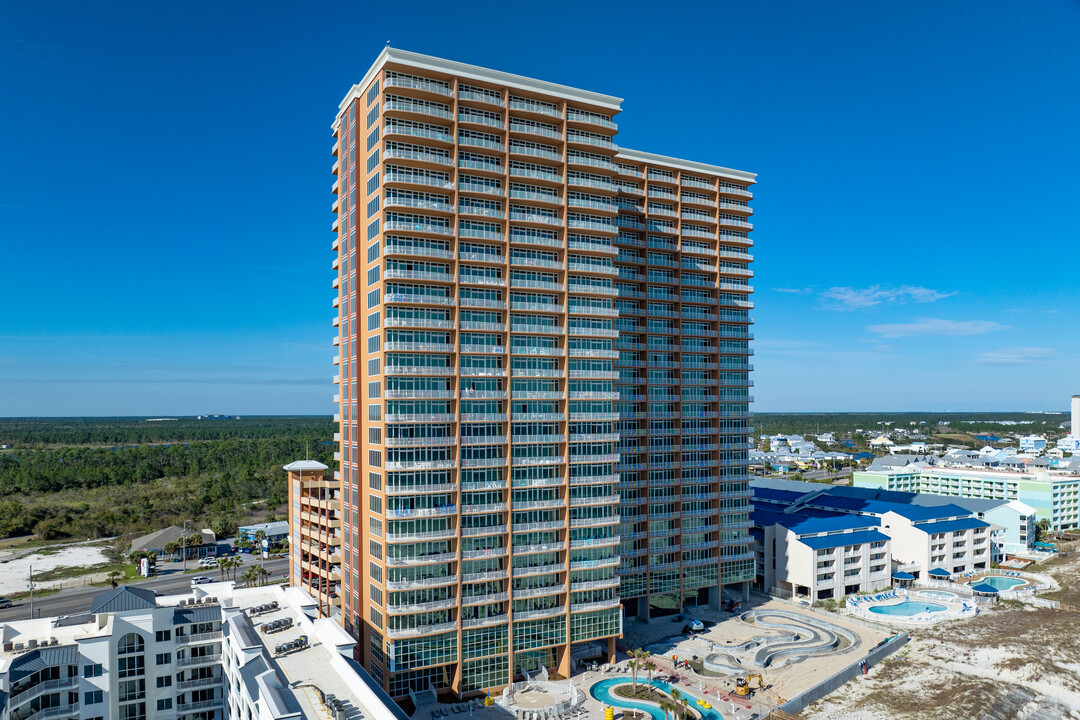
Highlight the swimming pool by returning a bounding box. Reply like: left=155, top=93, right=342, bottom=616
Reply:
left=869, top=601, right=947, bottom=617
left=590, top=678, right=724, bottom=720
left=974, top=576, right=1026, bottom=591
left=917, top=590, right=958, bottom=601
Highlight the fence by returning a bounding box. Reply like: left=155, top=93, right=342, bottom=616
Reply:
left=998, top=591, right=1060, bottom=609
left=919, top=578, right=974, bottom=596
left=757, top=590, right=894, bottom=633
left=983, top=568, right=1058, bottom=592
left=767, top=586, right=793, bottom=600
left=771, top=632, right=910, bottom=716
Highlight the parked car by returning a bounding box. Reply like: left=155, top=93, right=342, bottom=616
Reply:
left=0, top=598, right=12, bottom=609
left=190, top=577, right=213, bottom=587
left=199, top=557, right=218, bottom=568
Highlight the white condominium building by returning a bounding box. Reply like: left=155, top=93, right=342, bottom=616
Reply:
left=0, top=584, right=400, bottom=720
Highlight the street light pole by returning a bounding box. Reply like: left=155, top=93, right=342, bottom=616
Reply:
left=29, top=564, right=34, bottom=619
left=182, top=520, right=188, bottom=571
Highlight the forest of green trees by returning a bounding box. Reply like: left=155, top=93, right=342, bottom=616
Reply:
left=755, top=411, right=1068, bottom=437
left=0, top=417, right=333, bottom=540
left=0, top=412, right=1066, bottom=542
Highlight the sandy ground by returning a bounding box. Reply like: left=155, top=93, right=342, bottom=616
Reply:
left=636, top=600, right=884, bottom=704
left=802, top=543, right=1080, bottom=720
left=0, top=541, right=109, bottom=595
left=564, top=598, right=887, bottom=719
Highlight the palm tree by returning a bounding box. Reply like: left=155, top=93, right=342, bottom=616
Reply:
left=216, top=557, right=230, bottom=582
left=630, top=649, right=651, bottom=696
left=670, top=688, right=683, bottom=719
left=240, top=567, right=258, bottom=588
left=679, top=697, right=689, bottom=720
left=644, top=659, right=657, bottom=691
left=187, top=534, right=203, bottom=559
left=658, top=699, right=677, bottom=720
left=230, top=555, right=244, bottom=581
left=255, top=565, right=270, bottom=586
left=163, top=542, right=178, bottom=561
left=107, top=569, right=123, bottom=588
left=628, top=659, right=641, bottom=697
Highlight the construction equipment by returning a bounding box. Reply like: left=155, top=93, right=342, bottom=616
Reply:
left=734, top=673, right=769, bottom=697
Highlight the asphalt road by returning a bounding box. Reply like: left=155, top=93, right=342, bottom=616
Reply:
left=0, top=558, right=289, bottom=622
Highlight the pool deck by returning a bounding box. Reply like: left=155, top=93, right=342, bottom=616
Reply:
left=846, top=588, right=978, bottom=625
left=575, top=599, right=888, bottom=719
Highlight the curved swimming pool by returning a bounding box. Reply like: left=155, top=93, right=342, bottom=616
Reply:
left=975, top=576, right=1026, bottom=591
left=869, top=601, right=947, bottom=617
left=590, top=678, right=724, bottom=720
left=917, top=590, right=958, bottom=601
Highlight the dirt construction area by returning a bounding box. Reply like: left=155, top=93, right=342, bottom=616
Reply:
left=616, top=598, right=889, bottom=710
left=803, top=540, right=1080, bottom=720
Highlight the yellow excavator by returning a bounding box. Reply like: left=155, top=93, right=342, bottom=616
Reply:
left=735, top=673, right=770, bottom=697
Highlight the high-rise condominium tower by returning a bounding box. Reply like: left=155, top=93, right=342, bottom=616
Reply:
left=324, top=47, right=755, bottom=701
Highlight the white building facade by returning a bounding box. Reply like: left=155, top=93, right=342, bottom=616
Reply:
left=0, top=585, right=399, bottom=720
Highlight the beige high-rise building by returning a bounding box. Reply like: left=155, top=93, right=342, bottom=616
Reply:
left=324, top=47, right=755, bottom=701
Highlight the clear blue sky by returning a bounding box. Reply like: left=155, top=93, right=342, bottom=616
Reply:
left=2, top=1, right=1078, bottom=416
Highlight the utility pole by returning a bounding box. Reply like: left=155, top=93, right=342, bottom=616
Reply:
left=29, top=564, right=34, bottom=619
left=182, top=519, right=188, bottom=571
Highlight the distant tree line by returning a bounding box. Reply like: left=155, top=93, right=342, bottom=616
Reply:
left=755, top=412, right=1068, bottom=438
left=0, top=417, right=333, bottom=540
left=0, top=415, right=329, bottom=447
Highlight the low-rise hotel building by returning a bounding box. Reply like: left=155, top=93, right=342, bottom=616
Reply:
left=854, top=456, right=1080, bottom=531
left=751, top=480, right=994, bottom=597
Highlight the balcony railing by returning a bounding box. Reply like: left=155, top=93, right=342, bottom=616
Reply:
left=514, top=606, right=565, bottom=621
left=387, top=621, right=459, bottom=639
left=387, top=574, right=458, bottom=590
left=570, top=599, right=622, bottom=613
left=384, top=147, right=453, bottom=166
left=387, top=597, right=458, bottom=614
left=177, top=653, right=222, bottom=667
left=387, top=528, right=457, bottom=543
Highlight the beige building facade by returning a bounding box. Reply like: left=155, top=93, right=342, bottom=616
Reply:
left=328, top=48, right=755, bottom=700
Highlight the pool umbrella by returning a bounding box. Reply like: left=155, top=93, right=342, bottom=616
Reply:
left=927, top=568, right=951, bottom=578
left=891, top=570, right=915, bottom=588
left=970, top=583, right=999, bottom=595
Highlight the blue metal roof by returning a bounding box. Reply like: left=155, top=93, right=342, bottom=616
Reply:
left=806, top=495, right=969, bottom=521
left=751, top=486, right=811, bottom=503
left=751, top=506, right=878, bottom=535
left=927, top=568, right=951, bottom=577
left=91, top=586, right=157, bottom=613
left=780, top=513, right=880, bottom=534
left=798, top=530, right=890, bottom=550
left=915, top=517, right=989, bottom=534
left=8, top=645, right=79, bottom=682
left=892, top=571, right=915, bottom=580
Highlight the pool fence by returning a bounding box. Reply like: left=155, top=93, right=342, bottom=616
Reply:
left=768, top=632, right=910, bottom=717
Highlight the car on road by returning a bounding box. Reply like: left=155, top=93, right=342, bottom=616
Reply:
left=190, top=577, right=213, bottom=587
left=0, top=599, right=12, bottom=609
